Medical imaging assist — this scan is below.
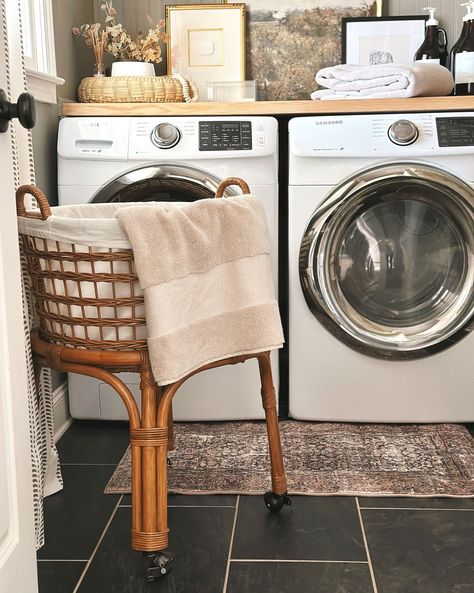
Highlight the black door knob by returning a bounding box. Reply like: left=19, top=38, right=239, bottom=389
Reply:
left=0, top=88, right=37, bottom=133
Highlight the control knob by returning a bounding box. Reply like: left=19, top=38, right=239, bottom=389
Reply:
left=388, top=119, right=419, bottom=146
left=151, top=123, right=181, bottom=149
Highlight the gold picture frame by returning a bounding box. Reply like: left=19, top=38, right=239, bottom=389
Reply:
left=166, top=3, right=246, bottom=101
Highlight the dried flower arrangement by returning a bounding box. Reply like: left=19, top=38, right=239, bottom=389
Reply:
left=73, top=1, right=169, bottom=67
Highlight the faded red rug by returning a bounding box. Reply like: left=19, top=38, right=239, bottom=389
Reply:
left=105, top=421, right=474, bottom=497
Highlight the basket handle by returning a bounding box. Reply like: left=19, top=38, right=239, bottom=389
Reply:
left=16, top=184, right=52, bottom=220
left=215, top=177, right=250, bottom=198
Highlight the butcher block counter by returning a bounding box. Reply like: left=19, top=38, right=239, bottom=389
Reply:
left=62, top=96, right=474, bottom=117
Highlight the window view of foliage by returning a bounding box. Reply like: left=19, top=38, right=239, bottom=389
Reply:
left=248, top=2, right=379, bottom=100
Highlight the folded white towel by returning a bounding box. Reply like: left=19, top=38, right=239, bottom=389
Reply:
left=117, top=196, right=284, bottom=385
left=311, top=62, right=454, bottom=100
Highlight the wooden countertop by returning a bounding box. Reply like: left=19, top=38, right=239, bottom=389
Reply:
left=62, top=96, right=474, bottom=117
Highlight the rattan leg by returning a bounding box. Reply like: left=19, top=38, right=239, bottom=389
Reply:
left=167, top=404, right=175, bottom=451
left=257, top=352, right=288, bottom=496
left=129, top=360, right=168, bottom=553
left=156, top=386, right=174, bottom=451
left=130, top=360, right=174, bottom=581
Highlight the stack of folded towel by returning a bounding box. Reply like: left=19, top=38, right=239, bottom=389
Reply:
left=117, top=195, right=284, bottom=386
left=311, top=62, right=454, bottom=100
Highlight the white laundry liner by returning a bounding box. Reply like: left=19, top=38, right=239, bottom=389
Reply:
left=18, top=202, right=169, bottom=249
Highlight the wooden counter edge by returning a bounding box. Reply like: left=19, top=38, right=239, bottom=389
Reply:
left=61, top=97, right=474, bottom=117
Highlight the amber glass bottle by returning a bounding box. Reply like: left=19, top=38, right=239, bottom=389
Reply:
left=414, top=8, right=448, bottom=66
left=450, top=2, right=472, bottom=75
left=454, top=16, right=474, bottom=94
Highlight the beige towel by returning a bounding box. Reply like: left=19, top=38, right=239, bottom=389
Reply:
left=116, top=196, right=284, bottom=385
left=311, top=62, right=454, bottom=100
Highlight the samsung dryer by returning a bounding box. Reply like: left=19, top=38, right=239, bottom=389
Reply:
left=58, top=116, right=279, bottom=421
left=288, top=113, right=474, bottom=422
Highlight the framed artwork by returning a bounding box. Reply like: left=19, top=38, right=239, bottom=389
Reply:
left=166, top=3, right=246, bottom=100
left=342, top=16, right=428, bottom=65
left=246, top=0, right=382, bottom=101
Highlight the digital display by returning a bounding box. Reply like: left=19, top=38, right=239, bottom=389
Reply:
left=436, top=117, right=474, bottom=147
left=199, top=121, right=252, bottom=151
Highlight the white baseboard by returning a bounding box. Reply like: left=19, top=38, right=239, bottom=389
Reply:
left=53, top=380, right=72, bottom=442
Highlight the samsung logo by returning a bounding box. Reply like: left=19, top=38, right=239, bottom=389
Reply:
left=315, top=120, right=343, bottom=125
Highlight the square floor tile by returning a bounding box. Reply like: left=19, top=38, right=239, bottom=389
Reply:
left=227, top=561, right=374, bottom=593
left=38, top=465, right=120, bottom=560
left=362, top=509, right=474, bottom=593
left=359, top=496, right=474, bottom=509
left=77, top=506, right=235, bottom=592
left=232, top=496, right=366, bottom=561
left=37, top=561, right=86, bottom=593
left=57, top=421, right=129, bottom=465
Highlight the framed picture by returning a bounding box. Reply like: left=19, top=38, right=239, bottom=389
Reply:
left=342, top=16, right=428, bottom=66
left=245, top=0, right=382, bottom=101
left=166, top=3, right=246, bottom=100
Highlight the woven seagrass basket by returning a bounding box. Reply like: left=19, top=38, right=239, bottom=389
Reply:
left=77, top=74, right=199, bottom=103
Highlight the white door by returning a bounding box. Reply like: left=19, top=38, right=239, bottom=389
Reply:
left=0, top=0, right=39, bottom=591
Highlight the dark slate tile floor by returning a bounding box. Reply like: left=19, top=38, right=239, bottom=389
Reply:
left=37, top=421, right=474, bottom=593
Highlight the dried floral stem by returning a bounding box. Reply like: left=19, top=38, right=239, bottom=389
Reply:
left=87, top=28, right=108, bottom=65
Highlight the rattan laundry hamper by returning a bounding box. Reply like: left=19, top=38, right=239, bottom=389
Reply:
left=16, top=179, right=289, bottom=582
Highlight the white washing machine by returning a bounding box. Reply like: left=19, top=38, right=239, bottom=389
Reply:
left=58, top=115, right=279, bottom=421
left=289, top=112, right=474, bottom=422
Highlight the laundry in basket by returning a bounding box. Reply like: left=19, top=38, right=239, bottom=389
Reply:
left=17, top=182, right=284, bottom=383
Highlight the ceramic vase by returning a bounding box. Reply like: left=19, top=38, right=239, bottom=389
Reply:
left=111, top=61, right=155, bottom=77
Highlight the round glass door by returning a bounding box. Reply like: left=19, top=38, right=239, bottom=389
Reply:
left=300, top=163, right=474, bottom=359
left=90, top=164, right=228, bottom=203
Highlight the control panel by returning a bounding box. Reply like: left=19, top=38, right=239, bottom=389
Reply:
left=199, top=121, right=252, bottom=151
left=436, top=117, right=474, bottom=147
left=289, top=112, right=474, bottom=158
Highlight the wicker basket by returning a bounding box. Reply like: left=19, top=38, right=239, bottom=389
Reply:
left=77, top=73, right=199, bottom=103
left=16, top=178, right=250, bottom=353
left=17, top=187, right=147, bottom=352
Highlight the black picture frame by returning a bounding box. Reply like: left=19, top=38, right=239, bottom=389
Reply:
left=341, top=15, right=428, bottom=65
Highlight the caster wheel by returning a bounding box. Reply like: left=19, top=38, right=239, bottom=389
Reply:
left=263, top=491, right=291, bottom=513
left=145, top=550, right=174, bottom=581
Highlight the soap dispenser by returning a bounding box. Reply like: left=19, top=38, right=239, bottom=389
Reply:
left=450, top=2, right=472, bottom=74
left=454, top=0, right=474, bottom=94
left=414, top=7, right=448, bottom=66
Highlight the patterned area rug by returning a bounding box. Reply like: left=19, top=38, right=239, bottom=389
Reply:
left=105, top=422, right=474, bottom=497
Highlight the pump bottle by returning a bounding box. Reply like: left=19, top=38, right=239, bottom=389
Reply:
left=450, top=2, right=472, bottom=74
left=414, top=7, right=448, bottom=66
left=454, top=0, right=474, bottom=94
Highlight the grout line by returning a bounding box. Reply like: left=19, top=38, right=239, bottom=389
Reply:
left=37, top=559, right=88, bottom=562
left=71, top=495, right=123, bottom=593
left=356, top=498, right=379, bottom=593
left=169, top=504, right=237, bottom=508
left=230, top=559, right=369, bottom=564
left=118, top=504, right=237, bottom=509
left=60, top=463, right=119, bottom=466
left=359, top=507, right=474, bottom=512
left=222, top=495, right=240, bottom=593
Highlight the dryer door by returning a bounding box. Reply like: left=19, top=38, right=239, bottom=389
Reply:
left=91, top=163, right=229, bottom=203
left=300, top=163, right=474, bottom=359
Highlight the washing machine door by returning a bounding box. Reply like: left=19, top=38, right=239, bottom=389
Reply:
left=91, top=163, right=230, bottom=203
left=300, top=163, right=474, bottom=359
